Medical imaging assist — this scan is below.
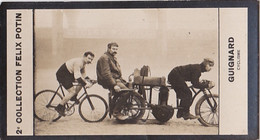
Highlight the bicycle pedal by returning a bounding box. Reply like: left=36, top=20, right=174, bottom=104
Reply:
left=57, top=113, right=66, bottom=117
left=55, top=107, right=66, bottom=117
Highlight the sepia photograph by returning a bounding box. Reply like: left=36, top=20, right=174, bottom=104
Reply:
left=34, top=8, right=219, bottom=135
left=2, top=1, right=258, bottom=139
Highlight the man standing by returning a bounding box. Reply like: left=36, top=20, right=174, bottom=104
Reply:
left=168, top=58, right=215, bottom=120
left=96, top=42, right=128, bottom=120
left=55, top=51, right=95, bottom=116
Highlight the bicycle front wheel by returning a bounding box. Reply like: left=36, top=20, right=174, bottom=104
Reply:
left=195, top=94, right=219, bottom=127
left=79, top=94, right=108, bottom=122
left=34, top=90, right=62, bottom=121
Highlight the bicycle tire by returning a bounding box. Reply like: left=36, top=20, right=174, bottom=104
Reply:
left=195, top=94, right=219, bottom=127
left=79, top=94, right=108, bottom=122
left=34, top=90, right=63, bottom=122
left=116, top=91, right=146, bottom=123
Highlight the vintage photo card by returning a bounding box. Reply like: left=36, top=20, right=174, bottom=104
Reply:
left=1, top=1, right=259, bottom=140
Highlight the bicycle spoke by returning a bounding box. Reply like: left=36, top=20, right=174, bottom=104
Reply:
left=38, top=101, right=47, bottom=106
left=213, top=114, right=218, bottom=124
left=36, top=105, right=46, bottom=110
left=200, top=111, right=210, bottom=118
left=79, top=95, right=107, bottom=122
left=196, top=95, right=219, bottom=126
left=215, top=112, right=219, bottom=118
left=43, top=94, right=51, bottom=104
left=201, top=107, right=217, bottom=125
left=200, top=109, right=211, bottom=114
left=201, top=103, right=211, bottom=109
left=203, top=111, right=212, bottom=122
left=212, top=113, right=218, bottom=125
left=34, top=90, right=62, bottom=121
left=209, top=114, right=215, bottom=124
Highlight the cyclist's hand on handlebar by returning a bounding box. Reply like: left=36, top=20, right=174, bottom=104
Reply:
left=114, top=85, right=121, bottom=92
left=89, top=79, right=97, bottom=84
left=84, top=79, right=97, bottom=88
left=207, top=81, right=215, bottom=89
left=85, top=83, right=93, bottom=88
left=85, top=76, right=90, bottom=80
left=201, top=79, right=210, bottom=84
left=85, top=77, right=97, bottom=84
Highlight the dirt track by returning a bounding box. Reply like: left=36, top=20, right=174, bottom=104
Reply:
left=35, top=111, right=218, bottom=135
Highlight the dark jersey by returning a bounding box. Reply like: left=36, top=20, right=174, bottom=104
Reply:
left=168, top=64, right=208, bottom=89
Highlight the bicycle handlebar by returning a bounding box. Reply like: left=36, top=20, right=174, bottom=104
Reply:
left=188, top=85, right=215, bottom=90
left=72, top=79, right=97, bottom=88
left=86, top=79, right=97, bottom=84
left=118, top=89, right=136, bottom=92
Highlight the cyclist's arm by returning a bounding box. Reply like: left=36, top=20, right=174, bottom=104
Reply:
left=73, top=61, right=87, bottom=86
left=81, top=66, right=87, bottom=79
left=191, top=72, right=208, bottom=89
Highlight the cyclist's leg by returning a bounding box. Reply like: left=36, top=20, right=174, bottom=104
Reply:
left=116, top=80, right=128, bottom=89
left=70, top=86, right=82, bottom=104
left=112, top=80, right=130, bottom=118
left=57, top=71, right=78, bottom=105
left=172, top=84, right=193, bottom=117
left=178, top=85, right=192, bottom=114
left=59, top=86, right=78, bottom=105
left=54, top=81, right=74, bottom=116
left=75, top=85, right=82, bottom=92
left=169, top=73, right=192, bottom=118
left=55, top=64, right=77, bottom=115
left=112, top=80, right=128, bottom=108
left=171, top=85, right=185, bottom=117
left=173, top=84, right=199, bottom=120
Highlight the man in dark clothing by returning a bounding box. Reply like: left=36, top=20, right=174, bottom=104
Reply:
left=96, top=42, right=129, bottom=120
left=168, top=58, right=215, bottom=120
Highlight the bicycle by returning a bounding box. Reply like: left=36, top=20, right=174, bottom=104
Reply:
left=34, top=79, right=108, bottom=122
left=136, top=81, right=219, bottom=126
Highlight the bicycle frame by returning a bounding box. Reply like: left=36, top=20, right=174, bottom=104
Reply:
left=189, top=86, right=204, bottom=106
left=47, top=84, right=95, bottom=111
left=180, top=86, right=217, bottom=111
left=136, top=84, right=217, bottom=110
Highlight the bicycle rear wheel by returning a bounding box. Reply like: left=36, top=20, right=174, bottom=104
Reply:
left=34, top=90, right=62, bottom=121
left=195, top=94, right=219, bottom=127
left=116, top=91, right=146, bottom=123
left=79, top=94, right=108, bottom=122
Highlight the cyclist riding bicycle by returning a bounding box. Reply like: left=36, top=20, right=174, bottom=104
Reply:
left=55, top=51, right=95, bottom=116
left=168, top=58, right=215, bottom=120
left=96, top=42, right=129, bottom=120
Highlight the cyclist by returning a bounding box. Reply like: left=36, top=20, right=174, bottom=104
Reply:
left=96, top=42, right=129, bottom=120
left=168, top=58, right=215, bottom=120
left=55, top=51, right=95, bottom=116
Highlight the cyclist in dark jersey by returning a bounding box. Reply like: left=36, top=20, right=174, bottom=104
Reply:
left=55, top=51, right=95, bottom=116
left=168, top=58, right=215, bottom=120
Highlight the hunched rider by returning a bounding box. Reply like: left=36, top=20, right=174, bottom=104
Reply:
left=168, top=58, right=215, bottom=120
